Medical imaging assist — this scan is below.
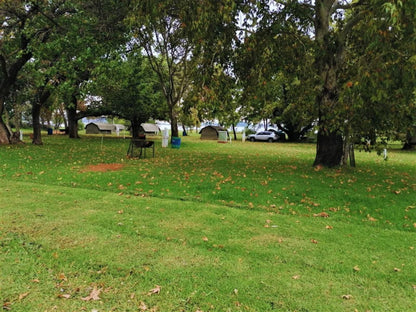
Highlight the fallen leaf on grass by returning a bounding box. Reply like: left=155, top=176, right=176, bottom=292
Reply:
left=81, top=286, right=101, bottom=301
left=58, top=273, right=67, bottom=281
left=139, top=301, right=148, bottom=311
left=353, top=265, right=360, bottom=272
left=313, top=212, right=329, bottom=218
left=19, top=292, right=29, bottom=300
left=2, top=302, right=11, bottom=311
left=342, top=294, right=353, bottom=300
left=310, top=239, right=318, bottom=244
left=325, top=225, right=333, bottom=230
left=202, top=236, right=209, bottom=242
left=314, top=164, right=323, bottom=171
left=58, top=294, right=71, bottom=299
left=292, top=275, right=301, bottom=280
left=394, top=268, right=401, bottom=272
left=147, top=285, right=161, bottom=295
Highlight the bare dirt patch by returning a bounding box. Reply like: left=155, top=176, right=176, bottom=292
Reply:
left=81, top=163, right=125, bottom=173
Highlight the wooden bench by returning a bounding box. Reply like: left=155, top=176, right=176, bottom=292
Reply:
left=127, top=139, right=155, bottom=158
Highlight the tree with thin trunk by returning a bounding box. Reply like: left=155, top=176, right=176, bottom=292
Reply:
left=129, top=1, right=195, bottom=139
left=89, top=51, right=165, bottom=138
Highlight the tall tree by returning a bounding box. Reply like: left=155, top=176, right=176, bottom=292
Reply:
left=310, top=0, right=416, bottom=166
left=0, top=0, right=130, bottom=144
left=90, top=51, right=165, bottom=138
left=129, top=0, right=241, bottom=139
left=234, top=0, right=416, bottom=166
left=129, top=0, right=196, bottom=138
left=53, top=0, right=130, bottom=139
left=0, top=0, right=62, bottom=144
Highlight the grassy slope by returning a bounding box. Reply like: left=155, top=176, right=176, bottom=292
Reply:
left=1, top=135, right=415, bottom=311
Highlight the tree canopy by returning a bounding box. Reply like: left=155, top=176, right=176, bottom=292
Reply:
left=89, top=50, right=165, bottom=138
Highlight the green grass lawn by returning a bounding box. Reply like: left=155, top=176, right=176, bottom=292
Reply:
left=1, top=134, right=415, bottom=311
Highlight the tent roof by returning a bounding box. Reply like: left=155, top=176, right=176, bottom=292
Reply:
left=85, top=122, right=115, bottom=131
left=199, top=125, right=228, bottom=134
left=141, top=123, right=160, bottom=132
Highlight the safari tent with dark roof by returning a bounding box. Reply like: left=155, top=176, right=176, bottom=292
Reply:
left=199, top=125, right=228, bottom=140
left=85, top=122, right=122, bottom=134
left=140, top=123, right=160, bottom=135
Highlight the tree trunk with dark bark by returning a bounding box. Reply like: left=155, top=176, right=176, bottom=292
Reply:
left=130, top=118, right=142, bottom=139
left=232, top=123, right=237, bottom=140
left=67, top=106, right=80, bottom=139
left=313, top=131, right=344, bottom=167
left=402, top=130, right=415, bottom=150
left=169, top=103, right=179, bottom=138
left=313, top=0, right=346, bottom=167
left=32, top=103, right=43, bottom=145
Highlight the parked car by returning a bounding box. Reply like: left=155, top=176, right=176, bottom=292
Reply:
left=267, top=129, right=286, bottom=141
left=247, top=131, right=278, bottom=142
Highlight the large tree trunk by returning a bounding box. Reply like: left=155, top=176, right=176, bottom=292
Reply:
left=67, top=92, right=80, bottom=138
left=130, top=118, right=142, bottom=139
left=67, top=106, right=80, bottom=139
left=169, top=103, right=179, bottom=138
left=313, top=0, right=345, bottom=167
left=32, top=103, right=43, bottom=145
left=313, top=131, right=344, bottom=167
left=402, top=130, right=416, bottom=150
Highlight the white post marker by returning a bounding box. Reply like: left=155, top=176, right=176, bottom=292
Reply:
left=162, top=128, right=169, bottom=147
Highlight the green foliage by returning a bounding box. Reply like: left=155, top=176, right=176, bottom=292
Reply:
left=90, top=51, right=165, bottom=125
left=191, top=65, right=241, bottom=127
left=337, top=0, right=416, bottom=144
left=234, top=10, right=317, bottom=140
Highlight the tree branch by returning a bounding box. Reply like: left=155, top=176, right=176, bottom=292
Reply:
left=0, top=55, right=7, bottom=80
left=338, top=7, right=368, bottom=46
left=333, top=0, right=365, bottom=12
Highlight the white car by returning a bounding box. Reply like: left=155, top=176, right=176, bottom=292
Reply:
left=247, top=131, right=278, bottom=142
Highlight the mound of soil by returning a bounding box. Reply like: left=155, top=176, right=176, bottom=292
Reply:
left=81, top=163, right=125, bottom=172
